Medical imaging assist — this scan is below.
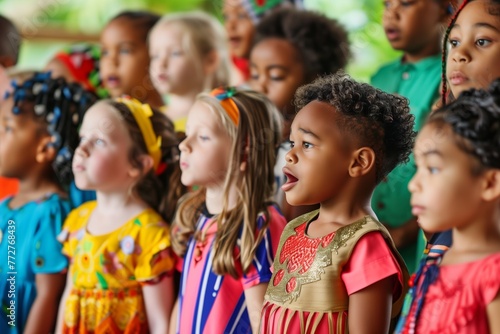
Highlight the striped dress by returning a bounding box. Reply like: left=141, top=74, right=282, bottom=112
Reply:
left=175, top=204, right=286, bottom=334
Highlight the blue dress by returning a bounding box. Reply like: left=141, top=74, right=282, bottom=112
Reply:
left=0, top=193, right=70, bottom=333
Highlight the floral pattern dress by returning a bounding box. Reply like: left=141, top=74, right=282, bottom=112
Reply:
left=58, top=201, right=174, bottom=333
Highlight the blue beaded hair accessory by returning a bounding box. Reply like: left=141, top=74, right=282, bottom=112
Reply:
left=4, top=71, right=97, bottom=187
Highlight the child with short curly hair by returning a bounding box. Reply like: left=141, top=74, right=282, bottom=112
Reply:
left=249, top=7, right=350, bottom=220
left=260, top=73, right=413, bottom=333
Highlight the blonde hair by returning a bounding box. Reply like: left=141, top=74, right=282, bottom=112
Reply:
left=150, top=11, right=231, bottom=90
left=171, top=89, right=283, bottom=277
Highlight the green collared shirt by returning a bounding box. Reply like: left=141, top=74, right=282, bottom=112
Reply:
left=370, top=54, right=441, bottom=272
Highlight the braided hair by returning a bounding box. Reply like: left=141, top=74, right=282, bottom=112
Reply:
left=441, top=0, right=470, bottom=105
left=431, top=78, right=500, bottom=171
left=5, top=72, right=97, bottom=187
left=395, top=78, right=500, bottom=333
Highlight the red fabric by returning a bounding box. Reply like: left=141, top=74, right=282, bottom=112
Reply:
left=404, top=253, right=500, bottom=334
left=0, top=177, right=18, bottom=200
left=341, top=231, right=403, bottom=296
left=55, top=52, right=96, bottom=92
left=232, top=56, right=250, bottom=82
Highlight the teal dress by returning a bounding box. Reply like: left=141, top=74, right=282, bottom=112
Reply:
left=0, top=193, right=70, bottom=333
left=371, top=55, right=441, bottom=273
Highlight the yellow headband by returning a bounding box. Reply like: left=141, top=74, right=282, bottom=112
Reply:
left=115, top=96, right=162, bottom=171
left=210, top=87, right=240, bottom=125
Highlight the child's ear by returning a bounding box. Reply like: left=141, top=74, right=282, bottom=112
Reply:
left=348, top=147, right=376, bottom=178
left=128, top=154, right=154, bottom=178
left=481, top=169, right=500, bottom=201
left=203, top=50, right=219, bottom=76
left=35, top=136, right=57, bottom=163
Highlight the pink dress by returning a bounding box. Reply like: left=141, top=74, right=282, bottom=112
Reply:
left=408, top=253, right=500, bottom=334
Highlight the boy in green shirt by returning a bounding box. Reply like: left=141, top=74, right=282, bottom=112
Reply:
left=370, top=0, right=454, bottom=272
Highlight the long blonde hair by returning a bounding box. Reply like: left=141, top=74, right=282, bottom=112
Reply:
left=171, top=89, right=283, bottom=277
left=150, top=11, right=231, bottom=90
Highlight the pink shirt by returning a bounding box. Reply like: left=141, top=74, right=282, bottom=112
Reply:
left=411, top=253, right=500, bottom=334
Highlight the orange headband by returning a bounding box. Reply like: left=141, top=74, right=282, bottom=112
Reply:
left=210, top=87, right=240, bottom=125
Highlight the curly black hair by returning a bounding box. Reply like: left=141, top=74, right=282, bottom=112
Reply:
left=295, top=72, right=416, bottom=183
left=6, top=72, right=97, bottom=188
left=428, top=78, right=500, bottom=173
left=111, top=10, right=160, bottom=41
left=254, top=7, right=351, bottom=81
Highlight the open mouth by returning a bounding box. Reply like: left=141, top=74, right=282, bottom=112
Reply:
left=282, top=169, right=298, bottom=192
left=105, top=75, right=120, bottom=88
left=385, top=28, right=400, bottom=41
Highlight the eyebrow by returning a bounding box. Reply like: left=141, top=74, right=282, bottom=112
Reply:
left=298, top=127, right=320, bottom=139
left=452, top=22, right=500, bottom=33
left=421, top=149, right=443, bottom=158
left=250, top=62, right=288, bottom=70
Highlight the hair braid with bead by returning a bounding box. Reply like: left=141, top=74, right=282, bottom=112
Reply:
left=5, top=72, right=97, bottom=187
left=441, top=0, right=470, bottom=105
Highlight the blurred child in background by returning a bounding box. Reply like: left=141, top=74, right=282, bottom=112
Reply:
left=222, top=0, right=302, bottom=83
left=149, top=11, right=231, bottom=134
left=249, top=7, right=350, bottom=220
left=0, top=73, right=96, bottom=333
left=100, top=11, right=164, bottom=109
left=370, top=0, right=455, bottom=273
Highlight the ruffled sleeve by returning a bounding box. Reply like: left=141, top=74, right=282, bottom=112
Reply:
left=31, top=194, right=71, bottom=274
left=134, top=219, right=174, bottom=282
left=58, top=201, right=95, bottom=259
left=480, top=254, right=500, bottom=305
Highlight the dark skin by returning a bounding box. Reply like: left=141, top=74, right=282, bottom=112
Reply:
left=0, top=100, right=67, bottom=333
left=285, top=102, right=399, bottom=332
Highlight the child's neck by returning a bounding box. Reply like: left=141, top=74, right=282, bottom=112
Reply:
left=445, top=207, right=500, bottom=264
left=205, top=182, right=239, bottom=215
left=402, top=41, right=441, bottom=64
left=315, top=189, right=375, bottom=228
left=10, top=172, right=63, bottom=208
left=87, top=191, right=149, bottom=236
left=167, top=92, right=199, bottom=122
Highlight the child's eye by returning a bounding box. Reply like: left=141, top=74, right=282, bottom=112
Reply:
left=95, top=138, right=105, bottom=146
left=199, top=135, right=210, bottom=141
left=270, top=76, right=285, bottom=82
left=101, top=49, right=108, bottom=57
left=448, top=39, right=460, bottom=48
left=289, top=141, right=295, bottom=148
left=400, top=0, right=415, bottom=7
left=302, top=142, right=313, bottom=149
left=428, top=167, right=439, bottom=174
left=171, top=50, right=183, bottom=57
left=476, top=39, right=491, bottom=47
left=119, top=48, right=131, bottom=54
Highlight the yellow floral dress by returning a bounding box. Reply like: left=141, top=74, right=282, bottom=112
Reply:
left=58, top=201, right=174, bottom=333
